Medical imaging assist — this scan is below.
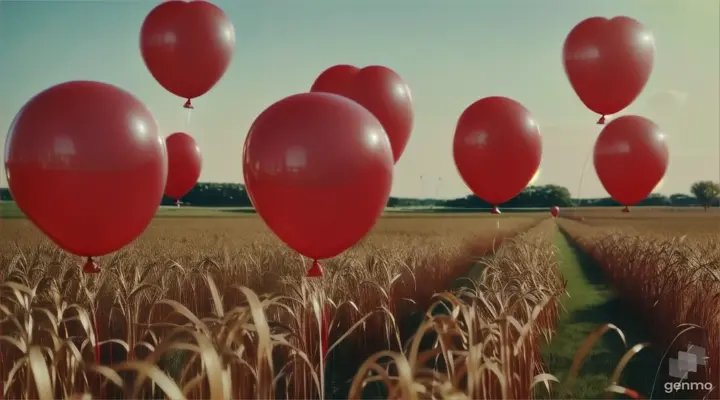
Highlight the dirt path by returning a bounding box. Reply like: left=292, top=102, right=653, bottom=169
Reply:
left=541, top=229, right=669, bottom=399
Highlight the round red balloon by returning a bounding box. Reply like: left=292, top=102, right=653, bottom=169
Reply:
left=140, top=0, right=235, bottom=107
left=563, top=16, right=655, bottom=123
left=165, top=132, right=202, bottom=201
left=310, top=65, right=413, bottom=163
left=4, top=81, right=167, bottom=258
left=551, top=206, right=560, bottom=217
left=453, top=96, right=542, bottom=207
left=593, top=115, right=668, bottom=206
left=243, top=92, right=393, bottom=266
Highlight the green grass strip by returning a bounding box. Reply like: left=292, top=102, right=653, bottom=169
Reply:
left=541, top=229, right=669, bottom=399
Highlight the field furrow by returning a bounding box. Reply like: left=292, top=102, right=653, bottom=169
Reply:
left=559, top=218, right=720, bottom=399
left=545, top=225, right=669, bottom=399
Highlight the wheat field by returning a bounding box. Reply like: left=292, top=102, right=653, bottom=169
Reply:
left=559, top=209, right=720, bottom=398
left=1, top=213, right=570, bottom=399
left=1, top=208, right=719, bottom=399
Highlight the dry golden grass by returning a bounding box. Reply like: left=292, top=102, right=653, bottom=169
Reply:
left=0, top=215, right=541, bottom=327
left=1, top=214, right=577, bottom=399
left=559, top=218, right=720, bottom=398
left=563, top=207, right=720, bottom=236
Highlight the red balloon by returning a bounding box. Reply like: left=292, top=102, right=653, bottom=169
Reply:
left=593, top=115, right=668, bottom=206
left=140, top=0, right=235, bottom=108
left=310, top=64, right=359, bottom=96
left=243, top=92, right=393, bottom=276
left=310, top=65, right=413, bottom=163
left=453, top=96, right=542, bottom=207
left=563, top=17, right=655, bottom=123
left=4, top=81, right=167, bottom=268
left=550, top=206, right=560, bottom=217
left=165, top=132, right=202, bottom=202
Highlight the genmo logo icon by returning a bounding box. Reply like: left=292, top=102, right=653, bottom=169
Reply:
left=669, top=344, right=706, bottom=379
left=663, top=344, right=713, bottom=394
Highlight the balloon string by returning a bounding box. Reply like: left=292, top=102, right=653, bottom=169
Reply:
left=320, top=305, right=329, bottom=361
left=572, top=132, right=626, bottom=215
left=185, top=108, right=193, bottom=128
left=94, top=318, right=104, bottom=398
left=109, top=326, right=113, bottom=388
left=571, top=147, right=594, bottom=216
left=318, top=302, right=329, bottom=400
left=94, top=318, right=100, bottom=362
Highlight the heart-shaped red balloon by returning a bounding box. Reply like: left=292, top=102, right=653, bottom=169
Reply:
left=310, top=64, right=359, bottom=97
left=311, top=65, right=413, bottom=163
left=140, top=0, right=235, bottom=108
left=563, top=17, right=655, bottom=123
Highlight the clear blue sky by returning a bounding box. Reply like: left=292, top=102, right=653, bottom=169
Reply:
left=1, top=0, right=718, bottom=198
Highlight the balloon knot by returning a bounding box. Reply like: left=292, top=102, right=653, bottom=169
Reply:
left=597, top=115, right=606, bottom=125
left=622, top=206, right=630, bottom=213
left=306, top=260, right=324, bottom=278
left=183, top=99, right=194, bottom=109
left=83, top=257, right=101, bottom=274
left=490, top=206, right=501, bottom=215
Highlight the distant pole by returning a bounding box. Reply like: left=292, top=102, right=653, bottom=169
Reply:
left=432, top=177, right=442, bottom=210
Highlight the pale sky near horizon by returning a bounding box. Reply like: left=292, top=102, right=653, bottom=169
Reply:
left=0, top=0, right=718, bottom=199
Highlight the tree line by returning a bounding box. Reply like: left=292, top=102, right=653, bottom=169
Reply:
left=1, top=181, right=718, bottom=209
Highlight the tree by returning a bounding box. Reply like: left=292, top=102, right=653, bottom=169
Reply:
left=637, top=193, right=671, bottom=206
left=690, top=181, right=720, bottom=210
left=536, top=184, right=573, bottom=207
left=443, top=184, right=573, bottom=208
left=161, top=182, right=251, bottom=207
left=669, top=193, right=696, bottom=206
